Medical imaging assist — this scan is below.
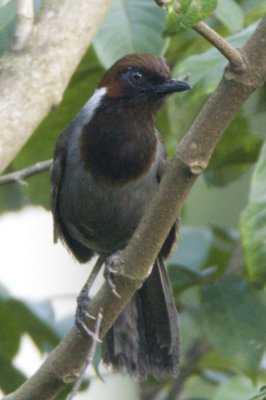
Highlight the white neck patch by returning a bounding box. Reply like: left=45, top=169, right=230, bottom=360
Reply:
left=80, top=87, right=107, bottom=124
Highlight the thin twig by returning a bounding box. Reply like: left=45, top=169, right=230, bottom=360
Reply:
left=0, top=159, right=52, bottom=186
left=153, top=0, right=245, bottom=69
left=66, top=311, right=103, bottom=400
left=193, top=21, right=244, bottom=70
left=11, top=0, right=34, bottom=51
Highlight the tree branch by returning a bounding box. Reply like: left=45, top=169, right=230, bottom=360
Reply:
left=0, top=160, right=52, bottom=186
left=193, top=21, right=244, bottom=70
left=66, top=311, right=103, bottom=400
left=4, top=14, right=266, bottom=400
left=11, top=0, right=34, bottom=51
left=0, top=0, right=114, bottom=175
left=154, top=1, right=245, bottom=69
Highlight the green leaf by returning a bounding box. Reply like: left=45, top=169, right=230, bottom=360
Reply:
left=240, top=139, right=266, bottom=286
left=245, top=3, right=266, bottom=25
left=179, top=313, right=202, bottom=353
left=205, top=114, right=262, bottom=187
left=169, top=226, right=237, bottom=272
left=249, top=386, right=266, bottom=400
left=213, top=376, right=260, bottom=400
left=241, top=0, right=266, bottom=13
left=168, top=226, right=237, bottom=295
left=215, top=0, right=244, bottom=33
left=169, top=263, right=217, bottom=293
left=0, top=0, right=15, bottom=30
left=201, top=276, right=266, bottom=379
left=241, top=204, right=266, bottom=285
left=199, top=348, right=233, bottom=371
left=0, top=287, right=60, bottom=359
left=93, top=0, right=167, bottom=68
left=202, top=226, right=238, bottom=271
left=0, top=182, right=25, bottom=214
left=247, top=141, right=266, bottom=204
left=0, top=350, right=26, bottom=393
left=170, top=227, right=213, bottom=270
left=0, top=0, right=16, bottom=55
left=163, top=0, right=217, bottom=36
left=178, top=374, right=218, bottom=399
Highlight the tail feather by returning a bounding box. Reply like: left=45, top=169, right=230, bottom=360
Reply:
left=102, top=296, right=150, bottom=377
left=102, top=257, right=179, bottom=378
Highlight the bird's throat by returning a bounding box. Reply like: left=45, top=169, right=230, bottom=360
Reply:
left=80, top=107, right=157, bottom=185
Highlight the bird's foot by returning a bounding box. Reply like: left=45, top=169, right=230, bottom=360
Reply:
left=75, top=256, right=104, bottom=338
left=75, top=290, right=101, bottom=342
left=104, top=252, right=122, bottom=298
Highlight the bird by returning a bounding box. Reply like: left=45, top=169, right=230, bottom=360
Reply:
left=51, top=53, right=191, bottom=379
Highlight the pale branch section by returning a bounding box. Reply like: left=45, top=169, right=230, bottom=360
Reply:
left=0, top=159, right=52, bottom=186
left=0, top=0, right=114, bottom=175
left=11, top=0, right=34, bottom=51
left=4, top=15, right=266, bottom=400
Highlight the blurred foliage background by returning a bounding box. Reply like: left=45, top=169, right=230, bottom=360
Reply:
left=0, top=0, right=266, bottom=399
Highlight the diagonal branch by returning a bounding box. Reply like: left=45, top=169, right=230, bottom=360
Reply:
left=66, top=311, right=103, bottom=400
left=0, top=0, right=114, bottom=175
left=0, top=160, right=52, bottom=186
left=4, top=14, right=266, bottom=400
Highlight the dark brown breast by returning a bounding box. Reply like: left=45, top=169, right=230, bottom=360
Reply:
left=80, top=97, right=158, bottom=185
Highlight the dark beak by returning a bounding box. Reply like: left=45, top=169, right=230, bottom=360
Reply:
left=155, top=79, right=191, bottom=95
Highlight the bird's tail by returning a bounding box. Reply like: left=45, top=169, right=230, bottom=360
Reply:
left=102, top=257, right=180, bottom=379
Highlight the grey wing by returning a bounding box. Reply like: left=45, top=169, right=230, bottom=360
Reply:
left=51, top=124, right=95, bottom=263
left=51, top=128, right=70, bottom=243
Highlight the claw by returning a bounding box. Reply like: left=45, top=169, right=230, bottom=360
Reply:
left=104, top=253, right=122, bottom=298
left=75, top=256, right=104, bottom=337
left=75, top=296, right=90, bottom=336
left=75, top=298, right=102, bottom=342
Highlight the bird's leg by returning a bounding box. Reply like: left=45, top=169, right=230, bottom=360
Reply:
left=104, top=251, right=122, bottom=298
left=75, top=256, right=104, bottom=338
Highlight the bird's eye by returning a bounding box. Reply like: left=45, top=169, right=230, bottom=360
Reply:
left=131, top=71, right=143, bottom=82
left=121, top=68, right=145, bottom=87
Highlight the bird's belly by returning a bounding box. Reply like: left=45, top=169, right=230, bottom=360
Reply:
left=59, top=167, right=158, bottom=255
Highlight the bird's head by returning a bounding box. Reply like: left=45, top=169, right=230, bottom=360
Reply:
left=98, top=53, right=191, bottom=112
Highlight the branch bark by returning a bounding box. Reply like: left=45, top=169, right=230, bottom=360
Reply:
left=193, top=21, right=244, bottom=69
left=4, top=15, right=266, bottom=400
left=0, top=159, right=52, bottom=186
left=0, top=0, right=114, bottom=175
